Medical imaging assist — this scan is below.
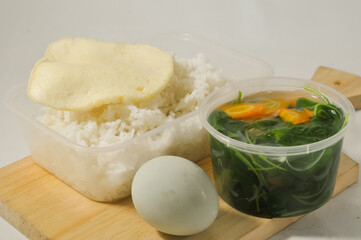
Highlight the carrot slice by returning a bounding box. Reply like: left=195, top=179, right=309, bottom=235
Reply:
left=222, top=103, right=264, bottom=119
left=259, top=98, right=290, bottom=115
left=278, top=108, right=310, bottom=124
left=303, top=108, right=314, bottom=117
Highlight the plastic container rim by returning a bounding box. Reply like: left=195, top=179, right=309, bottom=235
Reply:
left=199, top=76, right=355, bottom=157
left=143, top=32, right=274, bottom=77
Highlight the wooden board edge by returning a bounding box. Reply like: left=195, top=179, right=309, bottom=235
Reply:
left=240, top=216, right=302, bottom=240
left=0, top=199, right=46, bottom=240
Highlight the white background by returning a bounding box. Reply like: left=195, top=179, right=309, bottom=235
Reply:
left=1, top=0, right=361, bottom=239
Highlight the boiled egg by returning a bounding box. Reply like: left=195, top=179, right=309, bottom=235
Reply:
left=131, top=156, right=219, bottom=236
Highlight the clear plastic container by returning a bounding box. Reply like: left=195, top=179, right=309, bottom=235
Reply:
left=5, top=33, right=273, bottom=202
left=199, top=77, right=355, bottom=218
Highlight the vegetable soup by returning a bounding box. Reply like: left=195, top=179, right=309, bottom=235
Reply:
left=207, top=87, right=347, bottom=218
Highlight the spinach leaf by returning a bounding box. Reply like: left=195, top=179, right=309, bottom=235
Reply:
left=314, top=103, right=343, bottom=123
left=208, top=110, right=248, bottom=142
left=295, top=97, right=318, bottom=110
left=207, top=88, right=346, bottom=218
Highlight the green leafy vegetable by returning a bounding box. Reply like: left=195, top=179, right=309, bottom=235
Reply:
left=304, top=86, right=331, bottom=104
left=208, top=88, right=346, bottom=218
left=295, top=97, right=318, bottom=110
left=229, top=91, right=243, bottom=105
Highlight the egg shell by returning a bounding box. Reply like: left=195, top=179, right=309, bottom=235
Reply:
left=131, top=156, right=219, bottom=236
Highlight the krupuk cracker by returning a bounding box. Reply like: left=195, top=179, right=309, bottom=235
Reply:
left=28, top=38, right=174, bottom=111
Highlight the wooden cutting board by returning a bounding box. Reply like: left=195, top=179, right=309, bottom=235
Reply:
left=0, top=155, right=358, bottom=240
left=0, top=66, right=360, bottom=240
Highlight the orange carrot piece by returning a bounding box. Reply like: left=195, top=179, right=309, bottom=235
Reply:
left=303, top=108, right=314, bottom=118
left=259, top=98, right=290, bottom=115
left=278, top=108, right=310, bottom=124
left=222, top=103, right=264, bottom=119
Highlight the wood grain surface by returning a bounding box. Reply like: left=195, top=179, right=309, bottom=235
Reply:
left=311, top=66, right=361, bottom=110
left=0, top=66, right=360, bottom=240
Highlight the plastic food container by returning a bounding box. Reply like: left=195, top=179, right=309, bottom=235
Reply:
left=5, top=33, right=273, bottom=202
left=199, top=77, right=355, bottom=218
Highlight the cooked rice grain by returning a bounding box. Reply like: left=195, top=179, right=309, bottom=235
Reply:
left=38, top=54, right=227, bottom=147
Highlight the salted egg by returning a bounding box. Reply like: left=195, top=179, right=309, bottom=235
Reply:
left=131, top=156, right=219, bottom=236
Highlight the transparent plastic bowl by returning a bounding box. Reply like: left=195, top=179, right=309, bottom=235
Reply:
left=5, top=33, right=273, bottom=202
left=199, top=77, right=355, bottom=218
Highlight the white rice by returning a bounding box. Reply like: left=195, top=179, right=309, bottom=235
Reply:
left=38, top=54, right=228, bottom=147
